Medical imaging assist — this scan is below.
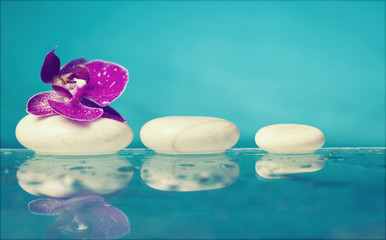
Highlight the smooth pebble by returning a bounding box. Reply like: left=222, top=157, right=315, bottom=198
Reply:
left=16, top=115, right=133, bottom=155
left=140, top=116, right=239, bottom=154
left=255, top=124, right=325, bottom=154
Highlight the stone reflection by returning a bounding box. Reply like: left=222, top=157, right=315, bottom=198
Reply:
left=141, top=154, right=239, bottom=191
left=17, top=154, right=134, bottom=198
left=16, top=154, right=133, bottom=239
left=255, top=154, right=325, bottom=179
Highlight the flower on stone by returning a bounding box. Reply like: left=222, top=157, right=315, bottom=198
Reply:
left=27, top=47, right=129, bottom=122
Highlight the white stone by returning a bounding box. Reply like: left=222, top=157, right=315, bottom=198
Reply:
left=255, top=154, right=325, bottom=179
left=255, top=124, right=325, bottom=154
left=141, top=154, right=239, bottom=191
left=140, top=116, right=239, bottom=154
left=17, top=155, right=134, bottom=198
left=16, top=115, right=133, bottom=155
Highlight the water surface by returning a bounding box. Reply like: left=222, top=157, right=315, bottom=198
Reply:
left=1, top=148, right=385, bottom=239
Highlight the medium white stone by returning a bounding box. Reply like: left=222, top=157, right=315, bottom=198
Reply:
left=255, top=124, right=325, bottom=154
left=140, top=116, right=239, bottom=154
left=16, top=115, right=133, bottom=155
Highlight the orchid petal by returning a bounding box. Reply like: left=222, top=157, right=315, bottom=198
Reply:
left=41, top=48, right=60, bottom=83
left=83, top=202, right=130, bottom=239
left=28, top=196, right=104, bottom=216
left=52, top=85, right=72, bottom=99
left=71, top=64, right=90, bottom=82
left=27, top=91, right=61, bottom=116
left=84, top=60, right=129, bottom=107
left=59, top=57, right=87, bottom=76
left=81, top=98, right=126, bottom=122
left=60, top=200, right=130, bottom=239
left=48, top=99, right=103, bottom=122
left=28, top=198, right=66, bottom=215
left=51, top=196, right=104, bottom=215
left=72, top=195, right=105, bottom=202
left=100, top=105, right=126, bottom=122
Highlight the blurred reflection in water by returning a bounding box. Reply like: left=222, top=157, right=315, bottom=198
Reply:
left=255, top=154, right=325, bottom=179
left=16, top=154, right=132, bottom=239
left=141, top=154, right=239, bottom=191
left=17, top=154, right=134, bottom=198
left=29, top=195, right=130, bottom=239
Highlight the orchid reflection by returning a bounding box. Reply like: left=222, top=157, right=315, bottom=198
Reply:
left=141, top=154, right=239, bottom=191
left=16, top=154, right=133, bottom=239
left=29, top=195, right=130, bottom=239
left=255, top=154, right=325, bottom=179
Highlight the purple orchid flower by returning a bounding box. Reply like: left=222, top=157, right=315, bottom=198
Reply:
left=26, top=47, right=129, bottom=122
left=28, top=195, right=131, bottom=239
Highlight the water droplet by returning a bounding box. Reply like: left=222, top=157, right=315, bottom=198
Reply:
left=179, top=164, right=195, bottom=167
left=300, top=164, right=312, bottom=168
left=69, top=166, right=86, bottom=171
left=117, top=166, right=135, bottom=172
left=221, top=164, right=235, bottom=169
left=27, top=181, right=42, bottom=185
left=168, top=185, right=179, bottom=191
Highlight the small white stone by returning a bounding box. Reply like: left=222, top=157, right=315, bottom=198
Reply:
left=255, top=124, right=325, bottom=154
left=16, top=115, right=133, bottom=155
left=140, top=116, right=239, bottom=154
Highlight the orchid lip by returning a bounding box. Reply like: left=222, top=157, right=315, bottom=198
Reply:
left=52, top=85, right=72, bottom=99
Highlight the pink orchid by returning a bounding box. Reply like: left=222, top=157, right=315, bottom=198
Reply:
left=27, top=47, right=128, bottom=122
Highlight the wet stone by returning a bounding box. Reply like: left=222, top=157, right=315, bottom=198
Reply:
left=16, top=114, right=133, bottom=155
left=255, top=124, right=325, bottom=154
left=140, top=116, right=239, bottom=154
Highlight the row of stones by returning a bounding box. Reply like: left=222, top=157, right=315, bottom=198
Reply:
left=16, top=115, right=325, bottom=155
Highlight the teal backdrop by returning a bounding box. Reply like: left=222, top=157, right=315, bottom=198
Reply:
left=1, top=1, right=385, bottom=148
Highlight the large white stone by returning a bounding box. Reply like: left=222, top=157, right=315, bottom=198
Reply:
left=16, top=115, right=133, bottom=155
left=255, top=124, right=325, bottom=154
left=140, top=116, right=239, bottom=154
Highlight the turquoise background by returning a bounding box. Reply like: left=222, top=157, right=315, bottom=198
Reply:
left=1, top=1, right=385, bottom=148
